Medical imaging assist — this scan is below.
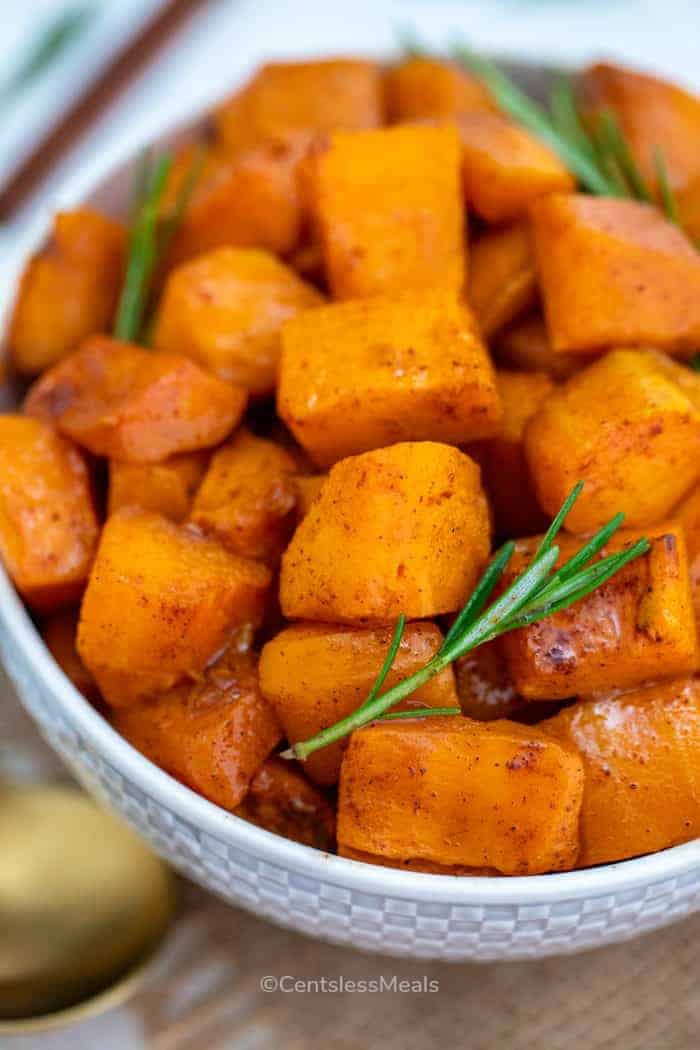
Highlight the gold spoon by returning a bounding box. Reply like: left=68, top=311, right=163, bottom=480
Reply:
left=0, top=782, right=176, bottom=1032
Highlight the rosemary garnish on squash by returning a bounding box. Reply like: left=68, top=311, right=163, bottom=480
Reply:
left=450, top=43, right=682, bottom=224
left=281, top=483, right=649, bottom=762
left=114, top=147, right=202, bottom=343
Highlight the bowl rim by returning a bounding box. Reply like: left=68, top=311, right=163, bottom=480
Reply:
left=2, top=103, right=700, bottom=908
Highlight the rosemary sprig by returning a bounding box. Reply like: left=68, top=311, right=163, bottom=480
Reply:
left=281, top=484, right=650, bottom=762
left=0, top=6, right=93, bottom=107
left=450, top=42, right=683, bottom=225
left=114, top=147, right=202, bottom=344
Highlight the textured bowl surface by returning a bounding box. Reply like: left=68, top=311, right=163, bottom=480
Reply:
left=2, top=83, right=700, bottom=963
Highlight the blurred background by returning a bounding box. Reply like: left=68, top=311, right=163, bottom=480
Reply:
left=2, top=1, right=700, bottom=1048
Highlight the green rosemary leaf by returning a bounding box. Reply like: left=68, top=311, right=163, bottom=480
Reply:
left=396, top=26, right=428, bottom=58
left=526, top=510, right=625, bottom=609
left=549, top=76, right=597, bottom=163
left=442, top=541, right=515, bottom=648
left=654, top=147, right=681, bottom=224
left=597, top=111, right=653, bottom=202
left=157, top=145, right=205, bottom=261
left=375, top=706, right=462, bottom=723
left=0, top=6, right=93, bottom=106
left=360, top=615, right=406, bottom=711
left=691, top=354, right=700, bottom=372
left=114, top=154, right=172, bottom=343
left=536, top=480, right=583, bottom=558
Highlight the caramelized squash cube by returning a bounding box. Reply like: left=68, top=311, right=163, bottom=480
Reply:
left=25, top=336, right=246, bottom=462
left=77, top=509, right=271, bottom=706
left=235, top=757, right=336, bottom=850
left=280, top=442, right=490, bottom=623
left=214, top=59, right=383, bottom=152
left=470, top=370, right=554, bottom=538
left=278, top=290, right=501, bottom=467
left=454, top=643, right=523, bottom=722
left=530, top=194, right=700, bottom=354
left=0, top=416, right=98, bottom=611
left=499, top=525, right=698, bottom=700
left=153, top=248, right=323, bottom=396
left=314, top=124, right=466, bottom=299
left=108, top=452, right=209, bottom=522
left=337, top=717, right=584, bottom=875
left=468, top=222, right=537, bottom=339
left=458, top=111, right=574, bottom=223
left=42, top=609, right=99, bottom=702
left=114, top=647, right=281, bottom=811
left=524, top=349, right=700, bottom=532
left=259, top=621, right=458, bottom=784
left=9, top=209, right=125, bottom=374
left=674, top=484, right=700, bottom=617
left=385, top=56, right=494, bottom=122
left=189, top=428, right=299, bottom=564
left=543, top=678, right=700, bottom=866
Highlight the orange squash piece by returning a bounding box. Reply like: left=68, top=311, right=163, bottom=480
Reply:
left=235, top=757, right=336, bottom=850
left=78, top=509, right=271, bottom=707
left=530, top=194, right=700, bottom=355
left=674, top=484, right=700, bottom=617
left=280, top=442, right=491, bottom=624
left=0, top=416, right=98, bottom=611
left=470, top=370, right=554, bottom=538
left=314, top=124, right=466, bottom=299
left=580, top=63, right=700, bottom=198
left=42, top=609, right=99, bottom=702
left=153, top=248, right=323, bottom=396
left=9, top=209, right=125, bottom=374
left=189, top=428, right=299, bottom=564
left=499, top=525, right=698, bottom=701
left=458, top=111, right=574, bottom=223
left=108, top=452, right=209, bottom=522
left=214, top=59, right=383, bottom=152
left=454, top=644, right=523, bottom=722
left=24, top=336, right=246, bottom=463
left=468, top=222, right=537, bottom=339
left=524, top=349, right=700, bottom=532
left=114, top=647, right=281, bottom=811
left=259, top=621, right=458, bottom=785
left=278, top=290, right=501, bottom=468
left=337, top=716, right=584, bottom=875
left=169, top=135, right=312, bottom=264
left=543, top=678, right=700, bottom=867
left=385, top=56, right=494, bottom=122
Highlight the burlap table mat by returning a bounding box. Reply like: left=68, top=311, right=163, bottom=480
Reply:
left=3, top=670, right=698, bottom=1050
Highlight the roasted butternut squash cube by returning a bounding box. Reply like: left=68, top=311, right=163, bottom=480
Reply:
left=280, top=442, right=490, bottom=623
left=235, top=758, right=335, bottom=850
left=169, top=136, right=311, bottom=264
left=470, top=370, right=554, bottom=538
left=674, top=484, right=700, bottom=617
left=292, top=474, right=327, bottom=519
left=314, top=124, right=466, bottom=299
left=458, top=111, right=574, bottom=223
left=259, top=621, right=458, bottom=785
left=580, top=63, right=700, bottom=198
left=108, top=452, right=209, bottom=522
left=454, top=644, right=523, bottom=722
left=214, top=59, right=383, bottom=152
left=337, top=717, right=584, bottom=875
left=530, top=194, right=700, bottom=354
left=494, top=313, right=585, bottom=380
left=678, top=175, right=700, bottom=242
left=9, top=209, right=125, bottom=374
left=524, top=349, right=700, bottom=532
left=543, top=678, right=700, bottom=867
left=278, top=291, right=501, bottom=467
left=468, top=222, right=537, bottom=339
left=153, top=248, right=323, bottom=396
left=499, top=525, right=698, bottom=700
left=189, top=428, right=299, bottom=564
left=0, top=416, right=98, bottom=611
left=113, top=647, right=281, bottom=811
left=78, top=509, right=271, bottom=706
left=24, top=336, right=246, bottom=463
left=385, top=56, right=494, bottom=122
left=42, top=609, right=99, bottom=702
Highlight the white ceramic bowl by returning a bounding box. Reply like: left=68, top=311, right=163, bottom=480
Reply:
left=2, top=94, right=700, bottom=964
